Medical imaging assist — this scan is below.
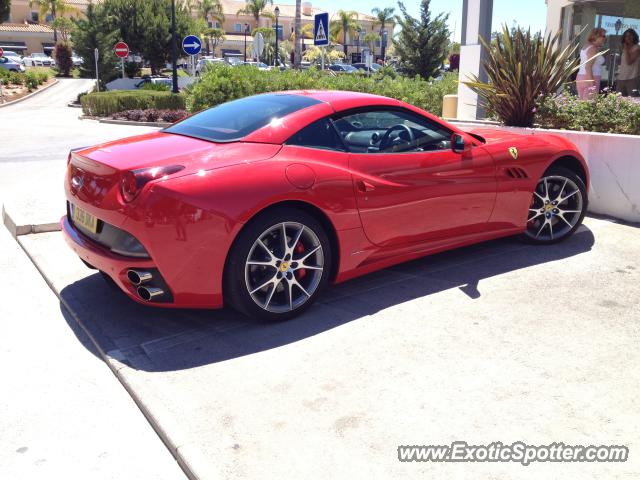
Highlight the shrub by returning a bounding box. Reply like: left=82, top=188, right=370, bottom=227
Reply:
left=25, top=71, right=40, bottom=90
left=185, top=64, right=458, bottom=117
left=536, top=91, right=640, bottom=136
left=124, top=61, right=141, bottom=79
left=111, top=108, right=188, bottom=123
left=139, top=81, right=170, bottom=91
left=54, top=42, right=74, bottom=76
left=81, top=90, right=186, bottom=116
left=464, top=24, right=593, bottom=127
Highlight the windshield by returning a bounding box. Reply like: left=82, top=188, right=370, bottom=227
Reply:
left=164, top=94, right=321, bottom=142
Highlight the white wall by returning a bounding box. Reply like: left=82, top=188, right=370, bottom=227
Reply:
left=451, top=122, right=640, bottom=224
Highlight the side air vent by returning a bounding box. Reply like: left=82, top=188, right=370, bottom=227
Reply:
left=505, top=167, right=529, bottom=179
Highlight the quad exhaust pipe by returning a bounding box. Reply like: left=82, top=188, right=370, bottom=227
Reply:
left=127, top=269, right=152, bottom=286
left=137, top=286, right=164, bottom=302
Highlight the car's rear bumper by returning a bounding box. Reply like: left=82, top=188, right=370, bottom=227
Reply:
left=61, top=215, right=217, bottom=309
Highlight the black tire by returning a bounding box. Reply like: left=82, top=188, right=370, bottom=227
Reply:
left=224, top=207, right=332, bottom=321
left=521, top=165, right=588, bottom=245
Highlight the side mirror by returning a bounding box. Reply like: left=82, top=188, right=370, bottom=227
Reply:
left=452, top=134, right=465, bottom=154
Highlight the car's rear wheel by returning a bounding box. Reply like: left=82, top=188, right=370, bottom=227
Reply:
left=225, top=208, right=331, bottom=321
left=523, top=166, right=587, bottom=244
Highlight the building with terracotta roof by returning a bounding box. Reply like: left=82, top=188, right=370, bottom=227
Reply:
left=0, top=0, right=391, bottom=63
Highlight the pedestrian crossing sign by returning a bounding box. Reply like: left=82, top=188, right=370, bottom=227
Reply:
left=314, top=13, right=329, bottom=46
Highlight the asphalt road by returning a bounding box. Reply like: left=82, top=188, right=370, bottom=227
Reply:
left=0, top=79, right=157, bottom=228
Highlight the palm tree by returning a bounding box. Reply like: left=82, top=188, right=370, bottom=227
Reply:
left=237, top=0, right=273, bottom=29
left=330, top=10, right=358, bottom=58
left=29, top=0, right=77, bottom=42
left=197, top=0, right=224, bottom=55
left=371, top=6, right=394, bottom=63
left=289, top=23, right=312, bottom=41
left=294, top=0, right=301, bottom=67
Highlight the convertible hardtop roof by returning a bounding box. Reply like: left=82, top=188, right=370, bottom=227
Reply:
left=277, top=90, right=404, bottom=112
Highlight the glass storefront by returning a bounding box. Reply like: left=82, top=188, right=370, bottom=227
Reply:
left=560, top=0, right=640, bottom=89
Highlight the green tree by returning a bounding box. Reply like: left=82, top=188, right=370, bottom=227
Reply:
left=53, top=41, right=73, bottom=75
left=71, top=2, right=118, bottom=83
left=198, top=0, right=224, bottom=27
left=330, top=10, right=358, bottom=57
left=202, top=27, right=225, bottom=56
left=237, top=0, right=273, bottom=27
left=371, top=6, right=394, bottom=62
left=51, top=16, right=73, bottom=42
left=394, top=0, right=449, bottom=79
left=0, top=0, right=10, bottom=23
left=29, top=0, right=78, bottom=42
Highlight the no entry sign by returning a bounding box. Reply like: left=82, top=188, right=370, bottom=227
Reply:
left=114, top=42, right=129, bottom=59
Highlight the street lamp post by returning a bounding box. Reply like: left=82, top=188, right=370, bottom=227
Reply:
left=244, top=23, right=249, bottom=62
left=356, top=26, right=361, bottom=63
left=274, top=6, right=280, bottom=68
left=171, top=0, right=178, bottom=94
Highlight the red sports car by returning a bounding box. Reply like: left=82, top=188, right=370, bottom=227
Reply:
left=62, top=91, right=589, bottom=320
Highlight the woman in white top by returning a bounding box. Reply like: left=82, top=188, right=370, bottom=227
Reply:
left=576, top=28, right=606, bottom=99
left=618, top=29, right=640, bottom=97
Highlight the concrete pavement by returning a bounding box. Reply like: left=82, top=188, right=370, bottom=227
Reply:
left=16, top=216, right=640, bottom=479
left=0, top=226, right=186, bottom=479
left=0, top=79, right=157, bottom=233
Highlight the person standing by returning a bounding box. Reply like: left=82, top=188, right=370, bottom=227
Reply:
left=618, top=29, right=640, bottom=97
left=576, top=28, right=606, bottom=99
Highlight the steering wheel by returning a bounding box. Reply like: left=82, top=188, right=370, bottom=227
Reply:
left=379, top=124, right=415, bottom=151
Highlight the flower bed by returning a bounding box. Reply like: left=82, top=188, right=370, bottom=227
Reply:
left=111, top=109, right=188, bottom=123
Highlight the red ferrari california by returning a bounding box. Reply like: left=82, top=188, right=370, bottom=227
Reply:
left=63, top=91, right=589, bottom=320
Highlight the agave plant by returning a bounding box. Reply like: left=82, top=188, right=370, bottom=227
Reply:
left=464, top=25, right=600, bottom=127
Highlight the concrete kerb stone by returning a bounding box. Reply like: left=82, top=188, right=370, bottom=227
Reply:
left=12, top=232, right=200, bottom=480
left=2, top=203, right=61, bottom=238
left=79, top=115, right=172, bottom=128
left=0, top=78, right=59, bottom=109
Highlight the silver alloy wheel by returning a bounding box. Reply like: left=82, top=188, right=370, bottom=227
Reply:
left=525, top=175, right=584, bottom=241
left=244, top=222, right=324, bottom=313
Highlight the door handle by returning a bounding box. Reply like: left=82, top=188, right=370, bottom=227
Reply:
left=356, top=180, right=375, bottom=192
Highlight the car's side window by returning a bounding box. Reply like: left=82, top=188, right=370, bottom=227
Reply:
left=332, top=108, right=452, bottom=154
left=287, top=118, right=346, bottom=152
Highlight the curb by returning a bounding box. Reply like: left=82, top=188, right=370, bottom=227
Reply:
left=2, top=204, right=61, bottom=238
left=0, top=78, right=59, bottom=108
left=13, top=232, right=199, bottom=480
left=80, top=116, right=170, bottom=127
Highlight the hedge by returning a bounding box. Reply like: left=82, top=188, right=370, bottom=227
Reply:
left=185, top=65, right=458, bottom=117
left=535, top=92, right=640, bottom=136
left=81, top=90, right=186, bottom=116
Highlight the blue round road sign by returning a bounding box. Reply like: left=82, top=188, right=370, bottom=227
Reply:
left=182, top=35, right=202, bottom=56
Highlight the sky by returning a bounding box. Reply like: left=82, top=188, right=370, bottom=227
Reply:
left=318, top=0, right=548, bottom=42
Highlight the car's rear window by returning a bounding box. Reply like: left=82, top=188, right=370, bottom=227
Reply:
left=164, top=94, right=321, bottom=142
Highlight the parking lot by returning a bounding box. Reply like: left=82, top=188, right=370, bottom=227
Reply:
left=1, top=80, right=639, bottom=479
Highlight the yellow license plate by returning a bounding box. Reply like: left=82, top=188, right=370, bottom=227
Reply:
left=73, top=205, right=98, bottom=234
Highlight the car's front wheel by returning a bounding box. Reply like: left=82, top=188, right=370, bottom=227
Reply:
left=523, top=166, right=587, bottom=244
left=225, top=207, right=331, bottom=321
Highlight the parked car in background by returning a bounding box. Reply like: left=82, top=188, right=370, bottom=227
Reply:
left=195, top=57, right=226, bottom=76
left=71, top=53, right=83, bottom=67
left=2, top=51, right=24, bottom=65
left=352, top=62, right=382, bottom=73
left=328, top=64, right=358, bottom=73
left=238, top=61, right=271, bottom=71
left=0, top=56, right=26, bottom=73
left=23, top=52, right=55, bottom=67
left=135, top=76, right=173, bottom=89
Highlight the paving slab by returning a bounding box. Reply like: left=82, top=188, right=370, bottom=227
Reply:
left=0, top=228, right=186, bottom=479
left=16, top=216, right=640, bottom=479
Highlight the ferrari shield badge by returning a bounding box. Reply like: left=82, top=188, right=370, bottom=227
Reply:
left=508, top=147, right=518, bottom=160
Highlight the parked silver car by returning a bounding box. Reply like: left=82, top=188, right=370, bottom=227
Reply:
left=2, top=51, right=24, bottom=65
left=0, top=56, right=26, bottom=73
left=22, top=52, right=55, bottom=67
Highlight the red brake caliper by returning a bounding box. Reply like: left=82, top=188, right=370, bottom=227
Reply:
left=295, top=242, right=306, bottom=279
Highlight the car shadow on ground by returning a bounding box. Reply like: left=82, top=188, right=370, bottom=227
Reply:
left=59, top=228, right=595, bottom=372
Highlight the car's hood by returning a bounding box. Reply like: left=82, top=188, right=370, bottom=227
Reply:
left=467, top=128, right=527, bottom=144
left=78, top=131, right=282, bottom=176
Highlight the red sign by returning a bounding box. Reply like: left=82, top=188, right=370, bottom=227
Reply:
left=114, top=42, right=129, bottom=59
left=0, top=47, right=4, bottom=57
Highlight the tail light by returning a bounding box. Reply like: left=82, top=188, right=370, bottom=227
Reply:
left=120, top=165, right=185, bottom=203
